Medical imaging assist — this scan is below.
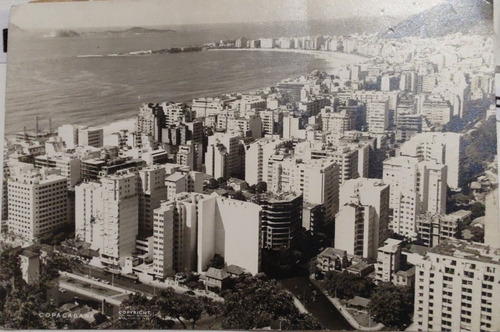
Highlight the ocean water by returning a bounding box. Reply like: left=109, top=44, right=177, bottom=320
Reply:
left=5, top=21, right=381, bottom=134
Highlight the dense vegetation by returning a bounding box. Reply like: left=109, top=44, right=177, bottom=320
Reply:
left=368, top=283, right=414, bottom=330
left=323, top=271, right=375, bottom=300
left=461, top=116, right=497, bottom=189
left=115, top=274, right=322, bottom=330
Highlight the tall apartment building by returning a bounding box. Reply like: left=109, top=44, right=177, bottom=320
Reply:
left=259, top=109, right=277, bottom=135
left=227, top=114, right=262, bottom=139
left=338, top=178, right=390, bottom=258
left=244, top=136, right=283, bottom=186
left=8, top=167, right=68, bottom=242
left=267, top=155, right=339, bottom=227
left=205, top=132, right=243, bottom=179
left=137, top=166, right=167, bottom=237
left=136, top=103, right=163, bottom=140
left=78, top=127, right=103, bottom=148
left=414, top=239, right=500, bottom=332
left=282, top=114, right=300, bottom=139
left=335, top=203, right=377, bottom=259
left=484, top=189, right=500, bottom=248
left=374, top=238, right=403, bottom=283
left=159, top=102, right=194, bottom=126
left=176, top=141, right=203, bottom=172
left=58, top=124, right=80, bottom=149
left=416, top=210, right=471, bottom=247
left=320, top=107, right=356, bottom=135
left=295, top=140, right=369, bottom=185
left=399, top=132, right=463, bottom=190
left=229, top=95, right=266, bottom=115
left=153, top=193, right=199, bottom=278
left=191, top=97, right=226, bottom=118
left=366, top=100, right=389, bottom=134
left=152, top=193, right=262, bottom=278
left=258, top=192, right=303, bottom=251
left=383, top=157, right=447, bottom=239
left=34, top=153, right=81, bottom=189
left=421, top=97, right=452, bottom=126
left=75, top=171, right=138, bottom=266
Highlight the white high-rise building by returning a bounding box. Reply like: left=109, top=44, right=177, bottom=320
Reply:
left=399, top=132, right=463, bottom=190
left=267, top=155, right=339, bottom=225
left=294, top=140, right=369, bottom=185
left=244, top=136, right=283, bottom=186
left=366, top=100, right=389, bottom=134
left=282, top=114, right=300, bottom=139
left=191, top=97, right=225, bottom=118
left=383, top=157, right=447, bottom=239
left=8, top=167, right=68, bottom=242
left=374, top=238, right=403, bottom=283
left=259, top=110, right=276, bottom=135
left=227, top=114, right=262, bottom=139
left=152, top=193, right=262, bottom=277
left=484, top=189, right=500, bottom=249
left=414, top=239, right=500, bottom=332
left=138, top=166, right=167, bottom=237
left=320, top=107, right=355, bottom=135
left=78, top=127, right=103, bottom=148
left=58, top=124, right=80, bottom=149
left=75, top=171, right=138, bottom=266
left=335, top=203, right=377, bottom=259
left=205, top=132, right=242, bottom=179
left=339, top=178, right=390, bottom=257
left=153, top=193, right=200, bottom=278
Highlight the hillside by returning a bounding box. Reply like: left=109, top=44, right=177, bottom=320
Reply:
left=383, top=0, right=492, bottom=38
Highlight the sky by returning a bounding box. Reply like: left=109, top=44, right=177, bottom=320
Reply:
left=8, top=0, right=446, bottom=30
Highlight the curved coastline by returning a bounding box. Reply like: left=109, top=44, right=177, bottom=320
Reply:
left=8, top=46, right=368, bottom=141
left=208, top=48, right=369, bottom=72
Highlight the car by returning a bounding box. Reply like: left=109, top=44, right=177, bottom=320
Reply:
left=184, top=290, right=196, bottom=296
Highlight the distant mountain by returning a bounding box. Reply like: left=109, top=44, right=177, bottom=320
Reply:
left=43, top=30, right=79, bottom=38
left=109, top=27, right=176, bottom=34
left=382, top=0, right=492, bottom=38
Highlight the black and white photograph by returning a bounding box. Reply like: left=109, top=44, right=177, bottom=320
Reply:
left=0, top=0, right=497, bottom=330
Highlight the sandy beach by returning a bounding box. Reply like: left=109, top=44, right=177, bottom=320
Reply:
left=99, top=49, right=368, bottom=141
left=208, top=48, right=368, bottom=73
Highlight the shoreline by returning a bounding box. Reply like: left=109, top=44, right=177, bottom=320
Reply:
left=7, top=49, right=368, bottom=141
left=208, top=48, right=369, bottom=72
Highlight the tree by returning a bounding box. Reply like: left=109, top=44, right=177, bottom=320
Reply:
left=1, top=283, right=69, bottom=329
left=179, top=296, right=204, bottom=329
left=115, top=293, right=165, bottom=329
left=221, top=277, right=322, bottom=330
left=470, top=225, right=484, bottom=242
left=216, top=177, right=226, bottom=188
left=324, top=271, right=375, bottom=299
left=255, top=181, right=267, bottom=194
left=69, top=318, right=91, bottom=329
left=230, top=191, right=246, bottom=201
left=369, top=283, right=414, bottom=329
left=206, top=178, right=218, bottom=189
left=0, top=246, right=23, bottom=288
left=93, top=312, right=107, bottom=325
left=208, top=254, right=225, bottom=269
left=470, top=202, right=485, bottom=220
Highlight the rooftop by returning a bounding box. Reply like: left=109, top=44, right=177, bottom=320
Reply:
left=428, top=239, right=500, bottom=265
left=206, top=267, right=230, bottom=280
left=378, top=238, right=403, bottom=253
left=166, top=172, right=185, bottom=182
left=404, top=244, right=430, bottom=256
left=318, top=247, right=347, bottom=259
left=347, top=296, right=371, bottom=308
